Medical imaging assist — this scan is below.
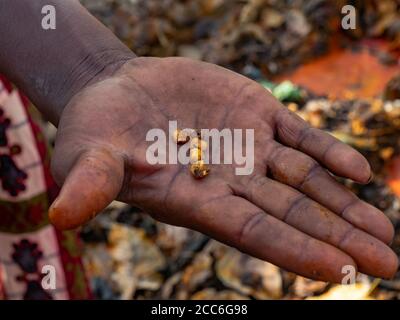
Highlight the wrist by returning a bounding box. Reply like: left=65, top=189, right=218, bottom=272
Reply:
left=50, top=46, right=136, bottom=125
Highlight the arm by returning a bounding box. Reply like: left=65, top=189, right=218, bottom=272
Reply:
left=0, top=0, right=134, bottom=124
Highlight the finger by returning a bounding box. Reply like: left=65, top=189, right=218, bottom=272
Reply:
left=236, top=175, right=398, bottom=279
left=49, top=149, right=124, bottom=230
left=274, top=108, right=371, bottom=183
left=186, top=194, right=357, bottom=283
left=268, top=142, right=394, bottom=244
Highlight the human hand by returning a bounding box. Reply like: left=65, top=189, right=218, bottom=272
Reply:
left=49, top=57, right=398, bottom=283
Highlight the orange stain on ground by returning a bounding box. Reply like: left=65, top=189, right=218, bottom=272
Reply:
left=387, top=157, right=400, bottom=198
left=275, top=40, right=399, bottom=100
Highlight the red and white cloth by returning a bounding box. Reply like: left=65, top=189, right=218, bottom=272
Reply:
left=0, top=76, right=91, bottom=300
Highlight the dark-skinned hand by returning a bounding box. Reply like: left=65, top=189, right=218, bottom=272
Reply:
left=49, top=57, right=398, bottom=283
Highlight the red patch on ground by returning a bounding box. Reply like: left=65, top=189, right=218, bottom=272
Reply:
left=387, top=157, right=400, bottom=197
left=275, top=39, right=399, bottom=100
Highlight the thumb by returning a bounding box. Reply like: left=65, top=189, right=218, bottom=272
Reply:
left=49, top=148, right=125, bottom=230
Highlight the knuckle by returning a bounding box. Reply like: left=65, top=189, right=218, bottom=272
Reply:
left=275, top=108, right=308, bottom=145
left=270, top=148, right=318, bottom=187
left=282, top=194, right=308, bottom=223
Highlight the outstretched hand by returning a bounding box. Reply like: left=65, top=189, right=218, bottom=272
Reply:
left=49, top=57, right=398, bottom=283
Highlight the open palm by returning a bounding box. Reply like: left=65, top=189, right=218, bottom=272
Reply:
left=49, top=57, right=398, bottom=283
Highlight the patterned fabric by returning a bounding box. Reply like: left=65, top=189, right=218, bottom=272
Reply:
left=0, top=76, right=91, bottom=300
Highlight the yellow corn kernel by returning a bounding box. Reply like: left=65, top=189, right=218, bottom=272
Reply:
left=190, top=148, right=202, bottom=162
left=173, top=129, right=190, bottom=145
left=190, top=160, right=210, bottom=179
left=190, top=137, right=208, bottom=150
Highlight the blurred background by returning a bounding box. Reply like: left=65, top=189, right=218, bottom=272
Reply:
left=70, top=0, right=400, bottom=300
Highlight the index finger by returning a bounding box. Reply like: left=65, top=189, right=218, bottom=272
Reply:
left=274, top=107, right=371, bottom=183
